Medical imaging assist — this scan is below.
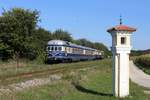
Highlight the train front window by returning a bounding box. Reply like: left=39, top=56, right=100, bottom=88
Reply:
left=51, top=46, right=54, bottom=51
left=58, top=47, right=62, bottom=51
left=55, top=46, right=57, bottom=51
left=47, top=46, right=50, bottom=51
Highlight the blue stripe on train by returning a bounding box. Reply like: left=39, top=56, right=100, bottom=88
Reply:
left=47, top=51, right=97, bottom=61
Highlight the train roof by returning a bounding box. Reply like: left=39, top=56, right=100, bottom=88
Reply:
left=47, top=40, right=97, bottom=51
left=48, top=40, right=68, bottom=45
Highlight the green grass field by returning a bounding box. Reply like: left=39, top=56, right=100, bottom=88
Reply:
left=0, top=59, right=150, bottom=100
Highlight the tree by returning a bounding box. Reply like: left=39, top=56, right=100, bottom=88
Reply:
left=93, top=42, right=111, bottom=57
left=31, top=28, right=52, bottom=62
left=0, top=8, right=40, bottom=61
left=52, top=29, right=73, bottom=42
left=75, top=38, right=93, bottom=47
left=33, top=27, right=52, bottom=49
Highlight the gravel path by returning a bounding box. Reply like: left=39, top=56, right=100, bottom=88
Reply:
left=130, top=61, right=150, bottom=88
left=0, top=74, right=62, bottom=95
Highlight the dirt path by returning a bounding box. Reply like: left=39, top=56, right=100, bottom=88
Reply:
left=0, top=74, right=62, bottom=95
left=130, top=61, right=150, bottom=88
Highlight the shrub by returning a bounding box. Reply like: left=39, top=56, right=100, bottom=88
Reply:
left=135, top=56, right=150, bottom=69
left=134, top=55, right=150, bottom=74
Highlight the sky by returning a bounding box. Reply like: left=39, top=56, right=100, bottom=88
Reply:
left=0, top=0, right=149, bottom=50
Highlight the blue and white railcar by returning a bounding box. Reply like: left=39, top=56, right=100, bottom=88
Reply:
left=46, top=40, right=102, bottom=63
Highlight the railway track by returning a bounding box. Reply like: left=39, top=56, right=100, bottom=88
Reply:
left=0, top=64, right=96, bottom=85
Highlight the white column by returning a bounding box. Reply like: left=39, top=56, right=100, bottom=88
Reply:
left=119, top=53, right=129, bottom=97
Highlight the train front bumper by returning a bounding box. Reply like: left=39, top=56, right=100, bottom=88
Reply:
left=47, top=56, right=66, bottom=61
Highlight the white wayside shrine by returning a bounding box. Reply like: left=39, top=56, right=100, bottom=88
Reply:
left=107, top=21, right=136, bottom=97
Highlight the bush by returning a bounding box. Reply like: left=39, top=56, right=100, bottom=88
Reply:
left=134, top=55, right=150, bottom=75
left=135, top=57, right=150, bottom=69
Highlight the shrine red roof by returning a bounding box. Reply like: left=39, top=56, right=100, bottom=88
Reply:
left=107, top=25, right=136, bottom=32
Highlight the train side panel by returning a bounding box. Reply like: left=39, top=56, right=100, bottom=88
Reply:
left=46, top=40, right=103, bottom=63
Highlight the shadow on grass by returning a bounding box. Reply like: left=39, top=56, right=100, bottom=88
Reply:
left=72, top=82, right=113, bottom=97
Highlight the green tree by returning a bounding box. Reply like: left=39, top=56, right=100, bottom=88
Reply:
left=75, top=38, right=93, bottom=48
left=93, top=42, right=111, bottom=57
left=52, top=29, right=73, bottom=42
left=33, top=28, right=52, bottom=49
left=0, top=8, right=39, bottom=61
left=31, top=28, right=52, bottom=63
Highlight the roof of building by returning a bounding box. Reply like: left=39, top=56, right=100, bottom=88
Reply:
left=107, top=24, right=136, bottom=32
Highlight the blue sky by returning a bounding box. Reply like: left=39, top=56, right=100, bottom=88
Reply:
left=0, top=0, right=149, bottom=50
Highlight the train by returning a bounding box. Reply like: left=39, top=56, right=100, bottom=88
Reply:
left=45, top=40, right=103, bottom=63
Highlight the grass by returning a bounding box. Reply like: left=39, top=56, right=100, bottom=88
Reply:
left=0, top=59, right=150, bottom=100
left=0, top=60, right=104, bottom=85
left=0, top=60, right=103, bottom=77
